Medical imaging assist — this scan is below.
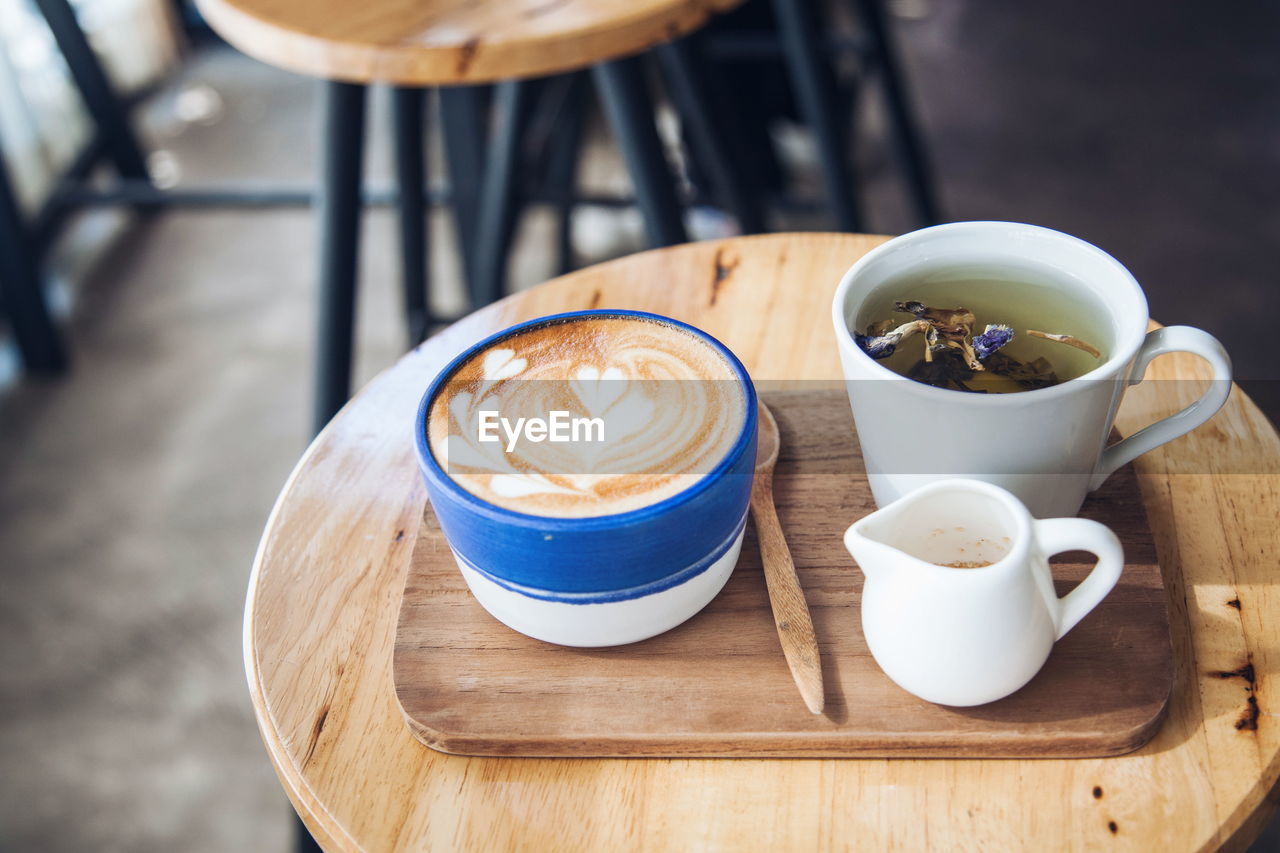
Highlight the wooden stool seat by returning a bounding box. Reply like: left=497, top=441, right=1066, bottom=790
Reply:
left=195, top=0, right=741, bottom=84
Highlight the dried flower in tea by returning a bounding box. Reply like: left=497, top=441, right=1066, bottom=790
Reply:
left=981, top=351, right=1060, bottom=389
left=973, top=324, right=1014, bottom=360
left=855, top=299, right=1099, bottom=393
left=894, top=301, right=984, bottom=370
left=853, top=319, right=932, bottom=360
left=1026, top=330, right=1102, bottom=358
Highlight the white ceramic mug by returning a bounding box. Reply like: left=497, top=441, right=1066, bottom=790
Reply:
left=831, top=221, right=1233, bottom=518
left=844, top=479, right=1123, bottom=706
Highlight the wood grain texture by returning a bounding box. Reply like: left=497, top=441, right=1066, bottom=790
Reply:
left=246, top=234, right=1280, bottom=851
left=395, top=389, right=1170, bottom=757
left=193, top=0, right=741, bottom=85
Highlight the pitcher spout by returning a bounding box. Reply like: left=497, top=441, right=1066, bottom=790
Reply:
left=843, top=501, right=924, bottom=579
left=843, top=522, right=885, bottom=578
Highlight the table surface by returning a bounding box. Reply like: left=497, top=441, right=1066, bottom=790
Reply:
left=193, top=0, right=740, bottom=85
left=247, top=233, right=1280, bottom=851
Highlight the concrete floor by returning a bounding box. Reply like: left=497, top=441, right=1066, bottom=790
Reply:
left=1, top=1, right=1277, bottom=849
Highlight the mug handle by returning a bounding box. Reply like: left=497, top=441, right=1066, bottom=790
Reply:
left=1089, top=326, right=1233, bottom=490
left=1034, top=518, right=1124, bottom=639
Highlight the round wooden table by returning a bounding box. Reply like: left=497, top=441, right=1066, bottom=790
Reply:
left=247, top=233, right=1280, bottom=851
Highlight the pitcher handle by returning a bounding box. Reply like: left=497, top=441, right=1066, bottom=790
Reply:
left=1033, top=518, right=1124, bottom=639
left=1089, top=326, right=1232, bottom=490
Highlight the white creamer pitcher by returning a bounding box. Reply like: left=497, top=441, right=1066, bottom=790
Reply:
left=844, top=479, right=1123, bottom=706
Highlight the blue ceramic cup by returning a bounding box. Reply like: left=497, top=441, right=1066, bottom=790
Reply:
left=414, top=310, right=757, bottom=646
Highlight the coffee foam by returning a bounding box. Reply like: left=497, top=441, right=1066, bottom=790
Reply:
left=427, top=316, right=748, bottom=518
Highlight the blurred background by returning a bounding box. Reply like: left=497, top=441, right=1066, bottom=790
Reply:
left=0, top=0, right=1276, bottom=849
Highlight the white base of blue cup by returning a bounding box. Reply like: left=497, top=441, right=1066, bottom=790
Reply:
left=453, top=529, right=746, bottom=647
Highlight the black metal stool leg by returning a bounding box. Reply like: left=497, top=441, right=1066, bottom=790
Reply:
left=654, top=37, right=768, bottom=234
left=0, top=151, right=68, bottom=374
left=33, top=0, right=150, bottom=183
left=313, top=81, right=367, bottom=435
left=295, top=812, right=322, bottom=853
left=771, top=0, right=864, bottom=232
left=472, top=80, right=536, bottom=307
left=591, top=58, right=688, bottom=247
left=852, top=0, right=941, bottom=225
left=543, top=75, right=588, bottom=276
left=439, top=87, right=490, bottom=306
left=392, top=87, right=431, bottom=346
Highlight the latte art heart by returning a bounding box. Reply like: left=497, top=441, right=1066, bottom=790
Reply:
left=427, top=316, right=748, bottom=518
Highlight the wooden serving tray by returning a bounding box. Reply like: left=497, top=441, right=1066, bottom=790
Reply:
left=394, top=389, right=1173, bottom=758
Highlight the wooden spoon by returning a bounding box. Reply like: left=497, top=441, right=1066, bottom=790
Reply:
left=751, top=401, right=825, bottom=715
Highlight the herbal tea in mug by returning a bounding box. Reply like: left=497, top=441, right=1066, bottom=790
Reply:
left=833, top=222, right=1232, bottom=517
left=852, top=277, right=1111, bottom=393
